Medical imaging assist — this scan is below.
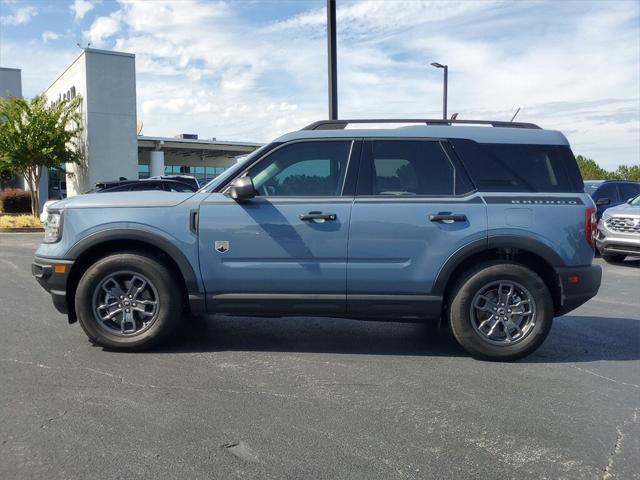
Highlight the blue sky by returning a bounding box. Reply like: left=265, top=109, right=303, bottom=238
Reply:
left=1, top=0, right=639, bottom=169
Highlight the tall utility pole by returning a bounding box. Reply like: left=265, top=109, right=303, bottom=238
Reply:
left=430, top=62, right=448, bottom=120
left=327, top=0, right=338, bottom=120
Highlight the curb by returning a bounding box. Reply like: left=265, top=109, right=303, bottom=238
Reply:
left=0, top=228, right=44, bottom=233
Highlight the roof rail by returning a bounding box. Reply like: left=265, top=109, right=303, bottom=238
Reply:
left=302, top=119, right=541, bottom=130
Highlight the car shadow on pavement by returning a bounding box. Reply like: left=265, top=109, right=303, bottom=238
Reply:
left=160, top=315, right=467, bottom=357
left=151, top=314, right=639, bottom=363
left=602, top=257, right=640, bottom=268
left=528, top=315, right=640, bottom=363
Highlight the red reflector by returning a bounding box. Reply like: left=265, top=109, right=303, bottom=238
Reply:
left=568, top=275, right=580, bottom=285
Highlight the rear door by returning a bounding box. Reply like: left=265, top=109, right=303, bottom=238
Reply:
left=346, top=139, right=487, bottom=318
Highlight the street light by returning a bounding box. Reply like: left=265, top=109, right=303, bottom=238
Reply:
left=431, top=62, right=448, bottom=120
left=327, top=0, right=338, bottom=120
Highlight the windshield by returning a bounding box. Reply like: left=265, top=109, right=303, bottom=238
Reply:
left=198, top=143, right=273, bottom=192
left=631, top=194, right=640, bottom=206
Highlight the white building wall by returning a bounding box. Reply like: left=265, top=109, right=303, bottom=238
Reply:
left=44, top=54, right=88, bottom=197
left=84, top=50, right=138, bottom=190
left=43, top=49, right=137, bottom=196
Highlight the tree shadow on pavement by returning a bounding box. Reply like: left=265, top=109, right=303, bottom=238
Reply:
left=153, top=313, right=639, bottom=363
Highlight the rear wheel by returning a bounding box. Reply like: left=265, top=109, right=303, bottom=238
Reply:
left=448, top=261, right=553, bottom=361
left=75, top=253, right=182, bottom=350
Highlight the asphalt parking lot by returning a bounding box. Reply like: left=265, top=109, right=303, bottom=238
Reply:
left=0, top=232, right=638, bottom=480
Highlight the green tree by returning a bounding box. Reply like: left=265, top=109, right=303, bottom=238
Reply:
left=575, top=154, right=640, bottom=181
left=575, top=155, right=610, bottom=180
left=613, top=164, right=640, bottom=181
left=0, top=95, right=83, bottom=215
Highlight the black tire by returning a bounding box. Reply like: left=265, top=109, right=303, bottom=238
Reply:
left=601, top=252, right=626, bottom=263
left=75, top=252, right=182, bottom=350
left=448, top=261, right=553, bottom=361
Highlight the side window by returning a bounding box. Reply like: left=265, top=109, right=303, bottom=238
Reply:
left=362, top=141, right=455, bottom=196
left=249, top=141, right=351, bottom=197
left=450, top=140, right=583, bottom=193
left=594, top=184, right=620, bottom=203
left=619, top=183, right=640, bottom=201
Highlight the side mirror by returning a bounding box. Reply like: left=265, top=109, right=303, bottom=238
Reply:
left=596, top=197, right=610, bottom=206
left=228, top=176, right=255, bottom=201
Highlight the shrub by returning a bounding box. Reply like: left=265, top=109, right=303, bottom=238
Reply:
left=0, top=188, right=32, bottom=214
left=0, top=214, right=42, bottom=229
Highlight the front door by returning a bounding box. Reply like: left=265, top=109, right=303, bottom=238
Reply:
left=198, top=139, right=358, bottom=315
left=347, top=139, right=487, bottom=318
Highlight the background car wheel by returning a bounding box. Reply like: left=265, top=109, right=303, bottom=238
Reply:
left=600, top=252, right=626, bottom=263
left=75, top=252, right=182, bottom=350
left=448, top=261, right=553, bottom=361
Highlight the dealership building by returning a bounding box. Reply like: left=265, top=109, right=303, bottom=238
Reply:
left=1, top=49, right=262, bottom=203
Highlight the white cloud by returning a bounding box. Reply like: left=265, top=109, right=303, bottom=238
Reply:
left=0, top=5, right=37, bottom=25
left=71, top=0, right=95, bottom=21
left=270, top=0, right=498, bottom=35
left=0, top=41, right=78, bottom=97
left=4, top=0, right=639, bottom=168
left=125, top=0, right=639, bottom=167
left=83, top=12, right=121, bottom=47
left=41, top=31, right=60, bottom=43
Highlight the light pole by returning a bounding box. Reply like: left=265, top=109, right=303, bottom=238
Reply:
left=430, top=62, right=448, bottom=120
left=327, top=0, right=338, bottom=120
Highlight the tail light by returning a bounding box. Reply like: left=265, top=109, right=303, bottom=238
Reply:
left=585, top=207, right=597, bottom=249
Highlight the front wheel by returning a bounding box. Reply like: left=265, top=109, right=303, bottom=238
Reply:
left=75, top=253, right=182, bottom=350
left=448, top=261, right=553, bottom=361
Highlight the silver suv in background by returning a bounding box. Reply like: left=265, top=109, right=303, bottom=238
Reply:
left=596, top=194, right=640, bottom=262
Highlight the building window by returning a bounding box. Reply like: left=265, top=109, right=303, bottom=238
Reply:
left=138, top=164, right=150, bottom=179
left=159, top=164, right=226, bottom=181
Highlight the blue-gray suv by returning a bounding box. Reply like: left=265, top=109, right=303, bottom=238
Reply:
left=33, top=119, right=602, bottom=361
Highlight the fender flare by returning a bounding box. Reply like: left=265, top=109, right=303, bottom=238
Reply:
left=432, top=235, right=565, bottom=296
left=66, top=228, right=202, bottom=294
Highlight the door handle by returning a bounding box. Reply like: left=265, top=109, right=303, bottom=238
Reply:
left=429, top=213, right=467, bottom=222
left=189, top=209, right=199, bottom=233
left=300, top=211, right=337, bottom=221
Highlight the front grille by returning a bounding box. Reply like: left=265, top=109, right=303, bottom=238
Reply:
left=605, top=216, right=640, bottom=234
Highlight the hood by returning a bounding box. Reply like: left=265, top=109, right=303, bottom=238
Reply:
left=49, top=191, right=197, bottom=210
left=604, top=202, right=640, bottom=217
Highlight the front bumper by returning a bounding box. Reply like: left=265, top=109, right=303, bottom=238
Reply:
left=595, top=231, right=640, bottom=256
left=556, top=264, right=602, bottom=315
left=32, top=256, right=74, bottom=315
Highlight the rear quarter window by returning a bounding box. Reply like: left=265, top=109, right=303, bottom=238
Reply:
left=450, top=139, right=584, bottom=193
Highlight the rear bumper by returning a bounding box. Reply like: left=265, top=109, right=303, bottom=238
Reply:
left=32, top=256, right=74, bottom=315
left=556, top=264, right=602, bottom=315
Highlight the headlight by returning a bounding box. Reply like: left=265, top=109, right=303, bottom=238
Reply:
left=43, top=211, right=63, bottom=243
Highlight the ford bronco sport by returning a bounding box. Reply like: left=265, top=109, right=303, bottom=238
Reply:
left=33, top=119, right=602, bottom=361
